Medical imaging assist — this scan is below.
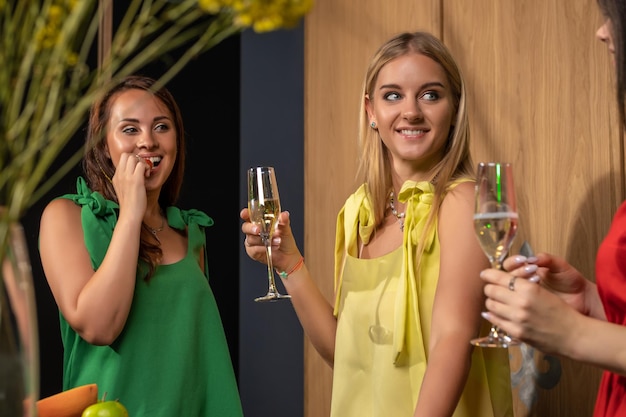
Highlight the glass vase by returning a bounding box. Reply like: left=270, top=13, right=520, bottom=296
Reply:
left=0, top=221, right=39, bottom=417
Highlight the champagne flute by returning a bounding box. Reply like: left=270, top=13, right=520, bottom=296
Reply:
left=471, top=162, right=519, bottom=348
left=247, top=166, right=291, bottom=302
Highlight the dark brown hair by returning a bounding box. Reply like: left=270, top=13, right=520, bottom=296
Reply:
left=82, top=75, right=187, bottom=280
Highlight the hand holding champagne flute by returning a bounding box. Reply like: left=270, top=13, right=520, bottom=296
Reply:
left=247, top=166, right=291, bottom=302
left=471, top=162, right=519, bottom=347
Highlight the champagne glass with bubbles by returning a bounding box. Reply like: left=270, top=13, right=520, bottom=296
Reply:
left=248, top=166, right=291, bottom=302
left=471, top=162, right=519, bottom=348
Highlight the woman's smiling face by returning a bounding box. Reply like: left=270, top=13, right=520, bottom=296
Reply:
left=106, top=89, right=178, bottom=189
left=366, top=52, right=455, bottom=173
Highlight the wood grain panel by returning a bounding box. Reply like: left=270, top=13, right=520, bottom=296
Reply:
left=444, top=1, right=619, bottom=415
left=304, top=0, right=623, bottom=416
left=304, top=1, right=439, bottom=416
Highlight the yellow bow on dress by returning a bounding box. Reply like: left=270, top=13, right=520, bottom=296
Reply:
left=333, top=180, right=438, bottom=363
left=393, top=180, right=436, bottom=364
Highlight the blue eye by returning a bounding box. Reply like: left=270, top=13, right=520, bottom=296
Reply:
left=384, top=92, right=401, bottom=101
left=421, top=91, right=439, bottom=101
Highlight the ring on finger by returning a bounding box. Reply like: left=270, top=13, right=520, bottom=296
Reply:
left=508, top=276, right=517, bottom=291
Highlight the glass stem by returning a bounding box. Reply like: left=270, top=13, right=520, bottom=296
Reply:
left=263, top=238, right=279, bottom=295
left=488, top=259, right=505, bottom=338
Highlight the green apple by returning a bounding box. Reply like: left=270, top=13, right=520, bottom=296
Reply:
left=81, top=399, right=129, bottom=417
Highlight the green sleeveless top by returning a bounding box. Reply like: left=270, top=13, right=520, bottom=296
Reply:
left=55, top=177, right=243, bottom=417
left=332, top=180, right=513, bottom=417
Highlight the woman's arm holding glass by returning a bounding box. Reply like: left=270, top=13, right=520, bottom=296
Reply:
left=479, top=253, right=626, bottom=375
left=241, top=208, right=337, bottom=366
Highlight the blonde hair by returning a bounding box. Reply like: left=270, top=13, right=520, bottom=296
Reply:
left=356, top=31, right=474, bottom=236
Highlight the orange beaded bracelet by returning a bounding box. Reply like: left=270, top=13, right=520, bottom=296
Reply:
left=278, top=256, right=304, bottom=279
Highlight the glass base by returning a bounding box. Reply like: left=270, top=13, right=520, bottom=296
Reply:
left=470, top=333, right=519, bottom=348
left=254, top=292, right=292, bottom=302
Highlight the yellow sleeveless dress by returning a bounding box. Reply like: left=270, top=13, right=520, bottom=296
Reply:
left=331, top=180, right=513, bottom=417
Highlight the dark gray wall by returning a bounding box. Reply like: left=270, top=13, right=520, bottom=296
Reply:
left=239, top=27, right=305, bottom=417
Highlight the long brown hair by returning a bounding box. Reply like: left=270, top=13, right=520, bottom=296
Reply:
left=82, top=75, right=187, bottom=279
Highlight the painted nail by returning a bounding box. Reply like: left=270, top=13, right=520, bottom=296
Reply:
left=529, top=275, right=540, bottom=283
left=523, top=264, right=538, bottom=273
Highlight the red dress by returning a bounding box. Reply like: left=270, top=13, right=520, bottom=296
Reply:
left=594, top=200, right=626, bottom=416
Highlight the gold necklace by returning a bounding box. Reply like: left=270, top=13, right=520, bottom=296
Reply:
left=389, top=191, right=405, bottom=231
left=144, top=216, right=165, bottom=244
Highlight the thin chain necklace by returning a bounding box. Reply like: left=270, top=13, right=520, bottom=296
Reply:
left=389, top=191, right=405, bottom=231
left=144, top=216, right=165, bottom=244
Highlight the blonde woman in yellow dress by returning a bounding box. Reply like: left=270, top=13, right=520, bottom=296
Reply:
left=241, top=31, right=512, bottom=417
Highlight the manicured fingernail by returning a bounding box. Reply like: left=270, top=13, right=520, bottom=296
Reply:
left=526, top=256, right=538, bottom=263
left=481, top=311, right=491, bottom=321
left=523, top=264, right=538, bottom=273
left=529, top=275, right=540, bottom=283
left=512, top=255, right=526, bottom=264
left=272, top=237, right=281, bottom=245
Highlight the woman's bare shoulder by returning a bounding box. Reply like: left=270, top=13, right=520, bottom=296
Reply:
left=442, top=179, right=475, bottom=206
left=41, top=198, right=81, bottom=228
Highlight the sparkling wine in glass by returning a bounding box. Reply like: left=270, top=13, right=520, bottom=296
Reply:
left=471, top=162, right=519, bottom=348
left=247, top=166, right=291, bottom=302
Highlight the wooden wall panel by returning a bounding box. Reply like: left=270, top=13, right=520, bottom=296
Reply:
left=445, top=1, right=619, bottom=414
left=304, top=2, right=439, bottom=416
left=304, top=0, right=623, bottom=416
left=445, top=0, right=621, bottom=260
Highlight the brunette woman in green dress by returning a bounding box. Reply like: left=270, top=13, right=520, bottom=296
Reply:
left=39, top=75, right=243, bottom=417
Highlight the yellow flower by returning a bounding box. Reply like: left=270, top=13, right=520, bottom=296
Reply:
left=198, top=0, right=230, bottom=13
left=0, top=0, right=312, bottom=253
left=200, top=0, right=313, bottom=31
